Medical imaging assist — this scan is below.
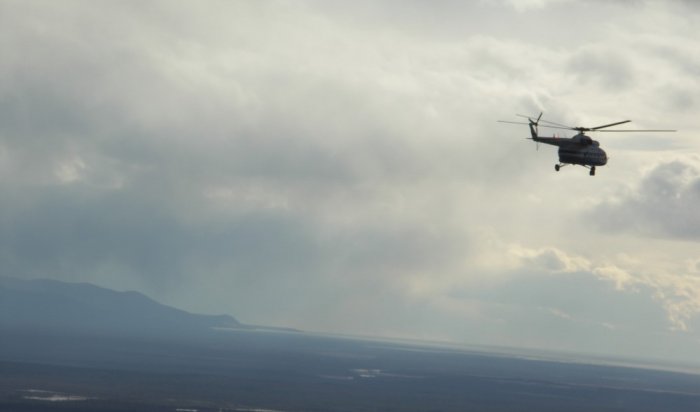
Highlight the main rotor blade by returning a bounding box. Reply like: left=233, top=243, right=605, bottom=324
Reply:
left=595, top=129, right=677, bottom=132
left=590, top=120, right=631, bottom=130
left=498, top=120, right=571, bottom=130
left=516, top=114, right=574, bottom=129
left=538, top=119, right=573, bottom=128
left=515, top=113, right=545, bottom=122
left=505, top=115, right=676, bottom=133
left=497, top=120, right=530, bottom=125
left=536, top=124, right=573, bottom=131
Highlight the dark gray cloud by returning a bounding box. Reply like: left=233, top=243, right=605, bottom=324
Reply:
left=591, top=159, right=700, bottom=240
left=567, top=48, right=636, bottom=91
left=418, top=265, right=697, bottom=360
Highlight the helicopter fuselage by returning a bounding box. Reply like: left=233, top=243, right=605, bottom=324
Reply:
left=559, top=143, right=607, bottom=167
left=533, top=133, right=607, bottom=167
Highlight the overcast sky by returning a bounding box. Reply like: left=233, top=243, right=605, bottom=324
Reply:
left=1, top=0, right=699, bottom=364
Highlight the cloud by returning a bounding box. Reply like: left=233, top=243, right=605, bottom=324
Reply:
left=464, top=243, right=700, bottom=336
left=503, top=0, right=573, bottom=12
left=567, top=46, right=636, bottom=91
left=0, top=1, right=699, bottom=364
left=591, top=158, right=700, bottom=240
left=592, top=265, right=634, bottom=291
left=509, top=245, right=591, bottom=273
left=432, top=260, right=675, bottom=357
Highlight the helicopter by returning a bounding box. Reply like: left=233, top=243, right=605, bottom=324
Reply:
left=498, top=113, right=675, bottom=176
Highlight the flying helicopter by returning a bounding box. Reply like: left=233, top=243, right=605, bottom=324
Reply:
left=498, top=113, right=675, bottom=176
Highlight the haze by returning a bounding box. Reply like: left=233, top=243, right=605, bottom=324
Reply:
left=1, top=0, right=699, bottom=365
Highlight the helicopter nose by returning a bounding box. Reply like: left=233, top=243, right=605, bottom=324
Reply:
left=601, top=150, right=608, bottom=165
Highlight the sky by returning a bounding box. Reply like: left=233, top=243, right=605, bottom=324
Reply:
left=1, top=0, right=699, bottom=364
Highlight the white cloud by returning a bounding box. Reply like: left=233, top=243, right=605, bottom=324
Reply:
left=502, top=0, right=573, bottom=12
left=459, top=239, right=700, bottom=336
left=509, top=245, right=591, bottom=273
left=593, top=265, right=634, bottom=291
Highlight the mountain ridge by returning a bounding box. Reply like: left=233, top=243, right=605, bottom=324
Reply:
left=0, top=276, right=242, bottom=338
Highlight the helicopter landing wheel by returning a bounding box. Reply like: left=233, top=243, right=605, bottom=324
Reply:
left=589, top=166, right=596, bottom=176
left=555, top=164, right=560, bottom=172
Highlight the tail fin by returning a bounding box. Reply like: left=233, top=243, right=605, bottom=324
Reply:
left=528, top=112, right=542, bottom=139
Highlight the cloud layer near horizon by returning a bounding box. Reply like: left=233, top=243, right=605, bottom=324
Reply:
left=1, top=0, right=699, bottom=363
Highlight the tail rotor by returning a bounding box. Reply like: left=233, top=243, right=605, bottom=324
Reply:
left=532, top=112, right=542, bottom=150
left=498, top=112, right=545, bottom=150
left=518, top=112, right=542, bottom=147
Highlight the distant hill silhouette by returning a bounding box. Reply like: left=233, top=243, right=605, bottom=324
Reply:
left=0, top=276, right=241, bottom=337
